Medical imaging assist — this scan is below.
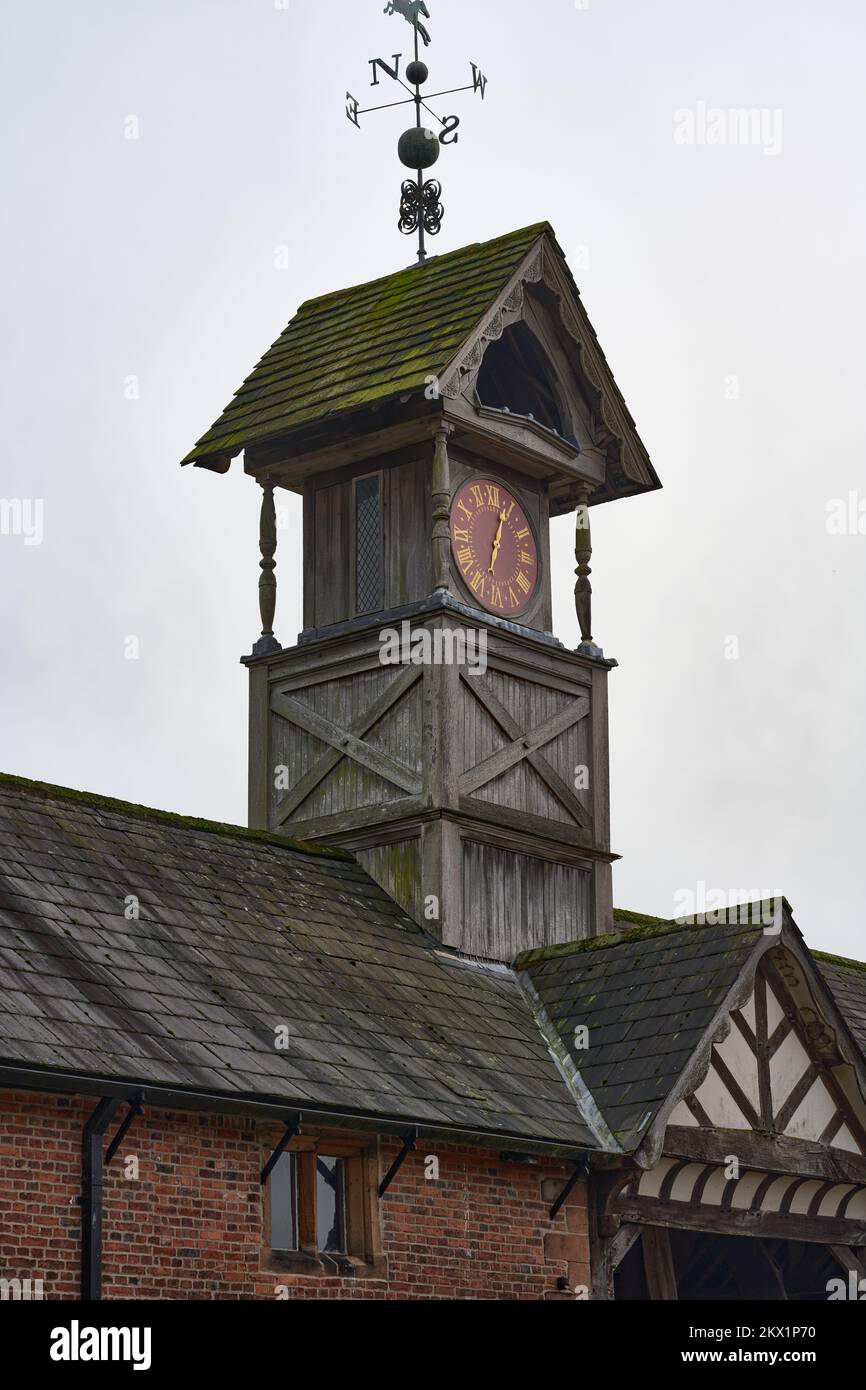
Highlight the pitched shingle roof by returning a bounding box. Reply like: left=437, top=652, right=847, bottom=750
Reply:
left=0, top=774, right=596, bottom=1149
left=518, top=911, right=866, bottom=1151
left=181, top=223, right=550, bottom=468
left=3, top=773, right=865, bottom=1156
left=815, top=953, right=866, bottom=1054
left=517, top=915, right=766, bottom=1149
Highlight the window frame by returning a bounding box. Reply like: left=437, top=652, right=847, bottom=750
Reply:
left=263, top=1132, right=383, bottom=1277
left=351, top=470, right=384, bottom=616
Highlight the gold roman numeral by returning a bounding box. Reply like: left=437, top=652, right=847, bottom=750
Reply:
left=516, top=570, right=531, bottom=594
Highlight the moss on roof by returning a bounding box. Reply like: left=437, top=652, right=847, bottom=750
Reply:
left=181, top=223, right=552, bottom=467
left=0, top=772, right=353, bottom=862
left=514, top=917, right=707, bottom=969
left=814, top=949, right=866, bottom=975
left=0, top=774, right=596, bottom=1145
left=614, top=907, right=677, bottom=929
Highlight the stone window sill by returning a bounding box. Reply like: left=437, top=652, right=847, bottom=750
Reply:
left=264, top=1247, right=386, bottom=1281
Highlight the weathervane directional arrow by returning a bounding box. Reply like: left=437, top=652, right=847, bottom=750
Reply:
left=345, top=2, right=489, bottom=264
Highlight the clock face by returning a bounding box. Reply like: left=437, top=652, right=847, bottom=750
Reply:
left=450, top=478, right=539, bottom=616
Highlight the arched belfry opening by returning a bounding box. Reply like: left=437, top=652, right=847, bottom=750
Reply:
left=476, top=321, right=571, bottom=440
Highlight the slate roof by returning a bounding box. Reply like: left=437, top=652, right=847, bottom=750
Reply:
left=181, top=223, right=550, bottom=469
left=517, top=915, right=767, bottom=1149
left=0, top=774, right=596, bottom=1149
left=815, top=954, right=866, bottom=1054
left=2, top=773, right=865, bottom=1157
left=517, top=912, right=866, bottom=1151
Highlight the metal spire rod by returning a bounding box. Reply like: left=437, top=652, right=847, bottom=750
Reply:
left=345, top=2, right=489, bottom=263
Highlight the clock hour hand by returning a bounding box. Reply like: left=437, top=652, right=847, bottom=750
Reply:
left=488, top=509, right=507, bottom=573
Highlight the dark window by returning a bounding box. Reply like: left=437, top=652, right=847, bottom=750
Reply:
left=316, top=1155, right=346, bottom=1253
left=265, top=1143, right=371, bottom=1267
left=476, top=322, right=567, bottom=437
left=355, top=475, right=382, bottom=613
left=269, top=1152, right=298, bottom=1251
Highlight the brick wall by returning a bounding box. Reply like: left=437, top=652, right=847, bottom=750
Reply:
left=0, top=1090, right=590, bottom=1301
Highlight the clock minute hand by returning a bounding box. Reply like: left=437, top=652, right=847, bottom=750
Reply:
left=488, top=509, right=507, bottom=573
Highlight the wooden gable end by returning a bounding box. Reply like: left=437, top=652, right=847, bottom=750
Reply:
left=604, top=943, right=866, bottom=1250
left=666, top=956, right=866, bottom=1158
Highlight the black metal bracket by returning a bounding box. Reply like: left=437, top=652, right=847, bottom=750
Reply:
left=549, top=1158, right=590, bottom=1222
left=105, top=1092, right=144, bottom=1166
left=378, top=1126, right=418, bottom=1198
left=260, top=1113, right=303, bottom=1185
left=81, top=1095, right=123, bottom=1301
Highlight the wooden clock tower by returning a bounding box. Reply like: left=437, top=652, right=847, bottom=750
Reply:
left=183, top=222, right=659, bottom=960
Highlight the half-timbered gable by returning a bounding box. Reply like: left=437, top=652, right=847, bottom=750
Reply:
left=518, top=906, right=866, bottom=1297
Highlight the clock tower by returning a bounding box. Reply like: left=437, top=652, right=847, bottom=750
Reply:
left=183, top=222, right=660, bottom=960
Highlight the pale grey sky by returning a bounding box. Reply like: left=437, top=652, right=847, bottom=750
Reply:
left=1, top=0, right=864, bottom=957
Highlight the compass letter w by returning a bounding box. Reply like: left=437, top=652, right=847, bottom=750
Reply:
left=471, top=63, right=488, bottom=99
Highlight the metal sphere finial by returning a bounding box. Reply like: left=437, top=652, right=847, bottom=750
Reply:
left=398, top=127, right=440, bottom=171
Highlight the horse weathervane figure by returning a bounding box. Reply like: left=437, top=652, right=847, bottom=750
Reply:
left=384, top=1, right=432, bottom=47
left=346, top=2, right=489, bottom=264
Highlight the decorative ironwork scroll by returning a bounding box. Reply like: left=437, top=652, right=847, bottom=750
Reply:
left=398, top=178, right=444, bottom=238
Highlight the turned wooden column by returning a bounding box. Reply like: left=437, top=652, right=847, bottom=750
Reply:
left=574, top=485, right=602, bottom=657
left=431, top=422, right=454, bottom=592
left=251, top=480, right=281, bottom=657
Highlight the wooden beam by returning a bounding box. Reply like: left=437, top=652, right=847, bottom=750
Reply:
left=642, top=1227, right=678, bottom=1301
left=615, top=1196, right=866, bottom=1247
left=774, top=1063, right=820, bottom=1134
left=665, top=1125, right=866, bottom=1185
left=710, top=1051, right=763, bottom=1131
left=828, top=1245, right=865, bottom=1279
left=271, top=683, right=423, bottom=808
left=755, top=972, right=774, bottom=1129
left=457, top=676, right=590, bottom=825
left=272, top=662, right=422, bottom=822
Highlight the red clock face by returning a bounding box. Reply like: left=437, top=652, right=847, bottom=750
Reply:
left=450, top=478, right=539, bottom=616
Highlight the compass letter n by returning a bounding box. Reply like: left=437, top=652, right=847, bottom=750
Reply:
left=369, top=54, right=402, bottom=86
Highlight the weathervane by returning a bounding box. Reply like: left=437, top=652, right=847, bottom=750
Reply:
left=346, top=2, right=488, bottom=264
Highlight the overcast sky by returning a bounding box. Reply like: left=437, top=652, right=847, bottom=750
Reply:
left=1, top=0, right=864, bottom=958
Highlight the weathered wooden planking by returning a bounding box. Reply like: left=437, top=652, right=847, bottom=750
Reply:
left=314, top=482, right=349, bottom=626
left=461, top=839, right=591, bottom=959
left=356, top=838, right=422, bottom=925
left=253, top=602, right=613, bottom=955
